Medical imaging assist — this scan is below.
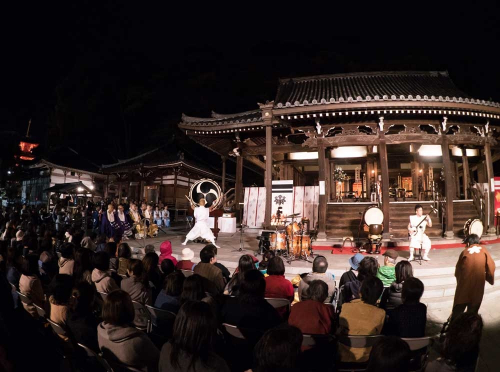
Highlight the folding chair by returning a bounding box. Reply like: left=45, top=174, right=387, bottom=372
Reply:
left=337, top=334, right=384, bottom=372
left=132, top=301, right=152, bottom=332
left=265, top=297, right=291, bottom=318
left=401, top=337, right=434, bottom=372
left=76, top=343, right=113, bottom=372
left=98, top=291, right=108, bottom=301
left=146, top=305, right=176, bottom=336
left=222, top=323, right=260, bottom=372
left=34, top=303, right=47, bottom=318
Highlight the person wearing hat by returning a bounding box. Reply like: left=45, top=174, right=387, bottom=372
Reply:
left=339, top=253, right=364, bottom=288
left=377, top=249, right=398, bottom=287
left=177, top=248, right=196, bottom=271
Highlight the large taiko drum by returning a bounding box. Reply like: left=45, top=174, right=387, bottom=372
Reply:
left=463, top=218, right=483, bottom=238
left=364, top=206, right=384, bottom=233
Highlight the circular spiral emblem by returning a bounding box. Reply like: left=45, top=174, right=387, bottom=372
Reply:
left=188, top=179, right=222, bottom=208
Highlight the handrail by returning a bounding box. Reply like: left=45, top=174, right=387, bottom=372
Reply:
left=469, top=181, right=487, bottom=227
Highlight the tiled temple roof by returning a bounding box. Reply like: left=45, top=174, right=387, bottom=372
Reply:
left=274, top=71, right=500, bottom=109
left=180, top=109, right=263, bottom=127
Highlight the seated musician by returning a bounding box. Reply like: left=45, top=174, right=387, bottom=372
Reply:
left=408, top=204, right=432, bottom=261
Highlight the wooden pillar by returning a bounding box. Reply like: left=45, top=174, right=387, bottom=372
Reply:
left=484, top=139, right=496, bottom=234
left=221, top=156, right=226, bottom=193
left=328, top=160, right=334, bottom=202
left=138, top=180, right=144, bottom=202
left=461, top=147, right=470, bottom=199
left=173, top=168, right=178, bottom=209
left=411, top=154, right=419, bottom=199
left=235, top=149, right=243, bottom=212
left=455, top=162, right=461, bottom=198
left=441, top=136, right=455, bottom=238
left=264, top=125, right=273, bottom=228
left=379, top=130, right=391, bottom=238
left=317, top=138, right=327, bottom=240
left=105, top=175, right=109, bottom=199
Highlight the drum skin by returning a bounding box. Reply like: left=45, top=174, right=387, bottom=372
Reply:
left=364, top=206, right=384, bottom=225
left=286, top=222, right=301, bottom=236
left=463, top=218, right=483, bottom=238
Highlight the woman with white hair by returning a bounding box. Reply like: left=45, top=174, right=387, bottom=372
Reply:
left=182, top=199, right=219, bottom=248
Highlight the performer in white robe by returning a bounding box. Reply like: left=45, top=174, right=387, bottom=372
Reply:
left=182, top=199, right=219, bottom=248
left=408, top=204, right=432, bottom=261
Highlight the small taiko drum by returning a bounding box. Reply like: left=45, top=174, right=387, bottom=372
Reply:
left=463, top=218, right=483, bottom=239
left=286, top=222, right=301, bottom=236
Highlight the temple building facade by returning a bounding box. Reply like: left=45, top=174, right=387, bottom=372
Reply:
left=179, top=71, right=500, bottom=240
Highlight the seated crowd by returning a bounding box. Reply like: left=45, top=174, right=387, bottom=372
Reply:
left=0, top=214, right=486, bottom=372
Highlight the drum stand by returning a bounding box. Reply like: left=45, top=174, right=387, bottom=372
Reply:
left=231, top=224, right=252, bottom=253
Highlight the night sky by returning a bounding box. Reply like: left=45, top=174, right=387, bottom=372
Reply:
left=2, top=2, right=500, bottom=165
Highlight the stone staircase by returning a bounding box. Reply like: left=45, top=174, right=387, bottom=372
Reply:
left=389, top=202, right=442, bottom=239
left=452, top=200, right=480, bottom=238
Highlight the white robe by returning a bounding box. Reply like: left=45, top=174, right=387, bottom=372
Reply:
left=185, top=206, right=215, bottom=242
left=409, top=215, right=431, bottom=250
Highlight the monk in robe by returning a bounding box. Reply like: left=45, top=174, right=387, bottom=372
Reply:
left=451, top=233, right=495, bottom=321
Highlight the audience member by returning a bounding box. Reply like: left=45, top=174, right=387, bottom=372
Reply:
left=206, top=244, right=230, bottom=283
left=19, top=254, right=44, bottom=316
left=386, top=277, right=426, bottom=338
left=73, top=248, right=93, bottom=284
left=298, top=256, right=335, bottom=303
left=159, top=301, right=230, bottom=372
left=39, top=250, right=58, bottom=285
left=221, top=270, right=282, bottom=333
left=95, top=234, right=107, bottom=253
left=144, top=244, right=155, bottom=254
left=339, top=253, right=363, bottom=288
left=258, top=250, right=275, bottom=275
left=451, top=233, right=495, bottom=321
left=143, top=252, right=162, bottom=301
left=49, top=274, right=74, bottom=327
left=377, top=249, right=398, bottom=286
left=92, top=252, right=119, bottom=294
left=253, top=324, right=303, bottom=372
left=58, top=242, right=75, bottom=276
left=121, top=259, right=152, bottom=305
left=177, top=248, right=196, bottom=271
left=160, top=258, right=176, bottom=282
left=159, top=240, right=178, bottom=266
left=264, top=256, right=294, bottom=304
left=289, top=280, right=335, bottom=335
left=366, top=336, right=411, bottom=372
left=66, top=281, right=100, bottom=352
left=98, top=290, right=159, bottom=371
left=155, top=271, right=185, bottom=312
left=117, top=242, right=132, bottom=276
left=5, top=247, right=22, bottom=289
left=343, top=256, right=379, bottom=302
left=180, top=274, right=211, bottom=304
left=426, top=313, right=483, bottom=372
left=339, top=276, right=385, bottom=362
left=80, top=235, right=96, bottom=251
left=382, top=260, right=413, bottom=312
left=193, top=245, right=225, bottom=295
left=105, top=242, right=118, bottom=271
left=225, top=254, right=256, bottom=296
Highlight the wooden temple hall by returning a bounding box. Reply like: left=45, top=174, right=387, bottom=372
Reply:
left=179, top=71, right=500, bottom=241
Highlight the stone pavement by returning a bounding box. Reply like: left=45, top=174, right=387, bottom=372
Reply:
left=128, top=224, right=500, bottom=371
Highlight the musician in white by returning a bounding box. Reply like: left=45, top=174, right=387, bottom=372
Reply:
left=182, top=198, right=219, bottom=248
left=408, top=204, right=432, bottom=261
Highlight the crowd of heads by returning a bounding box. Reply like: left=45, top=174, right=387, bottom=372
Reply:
left=0, top=203, right=488, bottom=371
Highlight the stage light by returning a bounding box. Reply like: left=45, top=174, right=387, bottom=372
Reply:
left=89, top=185, right=95, bottom=190
left=77, top=187, right=84, bottom=192
left=289, top=152, right=319, bottom=160
left=331, top=146, right=367, bottom=158
left=451, top=147, right=479, bottom=157
left=418, top=145, right=442, bottom=157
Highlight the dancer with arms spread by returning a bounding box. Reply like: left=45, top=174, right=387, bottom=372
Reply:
left=182, top=199, right=219, bottom=248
